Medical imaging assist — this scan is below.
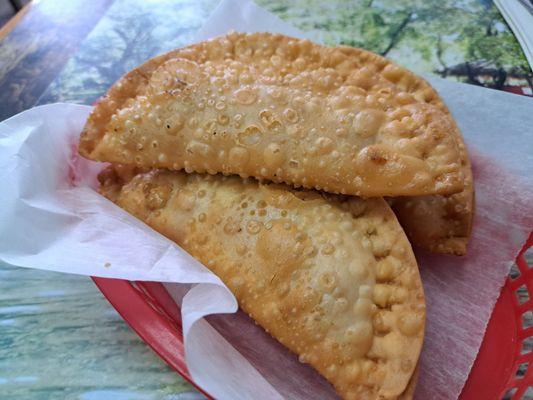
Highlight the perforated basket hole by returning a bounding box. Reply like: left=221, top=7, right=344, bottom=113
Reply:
left=521, top=337, right=533, bottom=354
left=511, top=263, right=522, bottom=280
left=524, top=311, right=533, bottom=329
left=516, top=362, right=529, bottom=379
left=521, top=386, right=533, bottom=399
left=503, top=387, right=517, bottom=399
left=526, top=247, right=533, bottom=267
left=517, top=284, right=530, bottom=305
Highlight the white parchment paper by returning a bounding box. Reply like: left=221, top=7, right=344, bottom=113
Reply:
left=1, top=1, right=532, bottom=399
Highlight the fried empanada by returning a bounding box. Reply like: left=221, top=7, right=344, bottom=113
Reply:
left=81, top=32, right=465, bottom=197
left=398, top=363, right=419, bottom=400
left=99, top=166, right=425, bottom=400
left=390, top=117, right=474, bottom=255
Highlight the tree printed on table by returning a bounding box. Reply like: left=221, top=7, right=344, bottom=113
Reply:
left=40, top=0, right=532, bottom=105
left=257, top=0, right=532, bottom=95
left=453, top=5, right=532, bottom=92
left=39, top=0, right=217, bottom=105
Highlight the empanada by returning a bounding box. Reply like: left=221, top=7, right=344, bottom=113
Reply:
left=391, top=117, right=474, bottom=255
left=99, top=166, right=425, bottom=400
left=81, top=32, right=465, bottom=197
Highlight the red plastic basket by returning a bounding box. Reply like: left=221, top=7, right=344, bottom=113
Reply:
left=92, top=233, right=533, bottom=400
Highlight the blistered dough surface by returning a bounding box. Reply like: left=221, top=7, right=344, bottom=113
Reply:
left=390, top=116, right=474, bottom=255
left=82, top=32, right=464, bottom=197
left=99, top=167, right=425, bottom=400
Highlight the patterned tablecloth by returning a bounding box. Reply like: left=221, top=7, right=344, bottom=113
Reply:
left=0, top=0, right=531, bottom=399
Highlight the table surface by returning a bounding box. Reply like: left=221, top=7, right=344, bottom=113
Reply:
left=1, top=0, right=531, bottom=399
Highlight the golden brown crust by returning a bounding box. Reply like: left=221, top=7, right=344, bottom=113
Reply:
left=99, top=167, right=425, bottom=400
left=81, top=32, right=464, bottom=197
left=390, top=114, right=474, bottom=255
left=398, top=363, right=419, bottom=400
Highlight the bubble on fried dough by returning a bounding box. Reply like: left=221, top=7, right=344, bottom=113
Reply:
left=353, top=109, right=384, bottom=138
left=345, top=321, right=373, bottom=350
left=234, top=87, right=257, bottom=105
left=398, top=312, right=424, bottom=336
left=259, top=110, right=282, bottom=129
left=144, top=183, right=172, bottom=210
left=229, top=146, right=250, bottom=167
left=217, top=114, right=229, bottom=125
left=223, top=218, right=240, bottom=235
left=246, top=220, right=262, bottom=234
left=283, top=108, right=299, bottom=124
left=237, top=125, right=262, bottom=146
